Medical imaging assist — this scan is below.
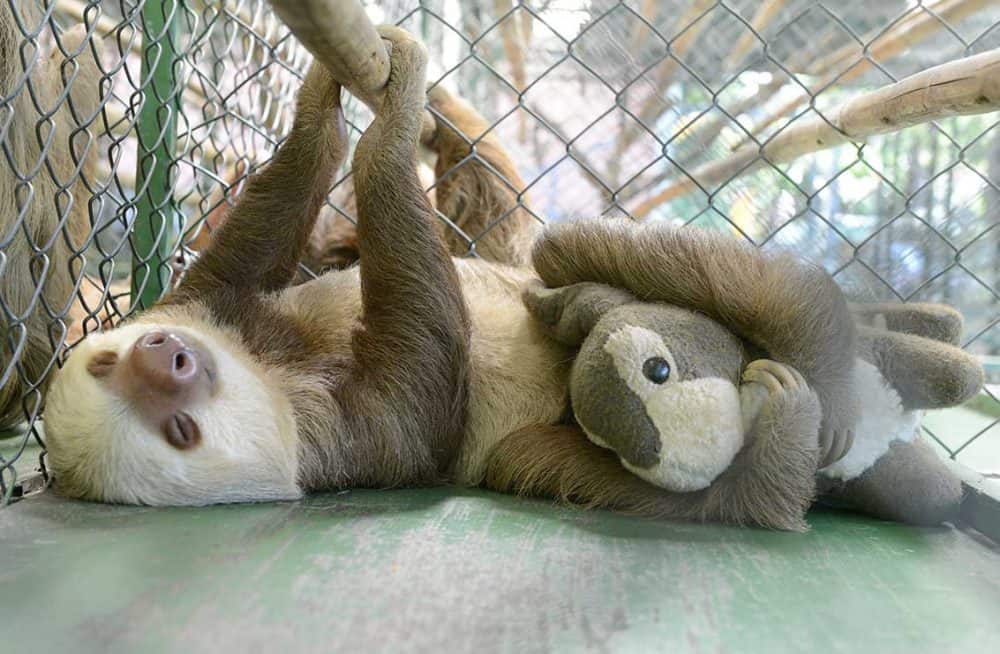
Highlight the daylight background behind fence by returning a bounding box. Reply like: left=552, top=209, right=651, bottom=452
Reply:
left=1, top=0, right=998, bottom=500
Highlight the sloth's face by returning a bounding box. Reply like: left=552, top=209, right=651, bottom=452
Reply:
left=44, top=320, right=301, bottom=505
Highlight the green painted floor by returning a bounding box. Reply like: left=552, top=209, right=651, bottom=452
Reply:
left=1, top=489, right=998, bottom=653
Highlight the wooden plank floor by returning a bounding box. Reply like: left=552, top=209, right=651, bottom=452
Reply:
left=2, top=488, right=998, bottom=653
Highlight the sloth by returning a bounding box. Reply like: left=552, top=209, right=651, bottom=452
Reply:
left=45, top=27, right=859, bottom=529
left=1, top=3, right=104, bottom=429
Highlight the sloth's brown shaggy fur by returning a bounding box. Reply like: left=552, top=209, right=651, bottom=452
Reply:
left=1, top=4, right=104, bottom=428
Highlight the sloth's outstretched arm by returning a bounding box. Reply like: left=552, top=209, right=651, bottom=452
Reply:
left=532, top=220, right=857, bottom=467
left=293, top=84, right=538, bottom=271
left=485, top=370, right=822, bottom=531
left=423, top=86, right=538, bottom=265
left=335, top=28, right=471, bottom=482
left=173, top=63, right=347, bottom=299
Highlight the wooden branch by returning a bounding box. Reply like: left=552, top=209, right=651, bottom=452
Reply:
left=807, top=0, right=986, bottom=78
left=267, top=0, right=388, bottom=108
left=494, top=0, right=527, bottom=92
left=493, top=0, right=528, bottom=141
left=621, top=0, right=984, bottom=171
left=694, top=78, right=787, bottom=153
left=267, top=0, right=434, bottom=134
left=722, top=0, right=790, bottom=71
left=744, top=0, right=991, bottom=144
left=615, top=76, right=786, bottom=204
left=622, top=0, right=891, bottom=189
left=519, top=7, right=533, bottom=44
left=628, top=0, right=661, bottom=51
left=631, top=49, right=1000, bottom=217
left=646, top=0, right=715, bottom=89
left=630, top=30, right=846, bottom=195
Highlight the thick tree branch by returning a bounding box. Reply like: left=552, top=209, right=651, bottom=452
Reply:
left=631, top=49, right=1000, bottom=217
left=267, top=0, right=434, bottom=134
left=743, top=0, right=991, bottom=145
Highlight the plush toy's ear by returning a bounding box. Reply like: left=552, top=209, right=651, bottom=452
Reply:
left=523, top=281, right=636, bottom=346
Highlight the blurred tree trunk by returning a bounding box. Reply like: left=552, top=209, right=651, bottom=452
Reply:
left=987, top=129, right=1000, bottom=321
left=900, top=131, right=922, bottom=296
left=922, top=132, right=940, bottom=298
left=942, top=138, right=955, bottom=304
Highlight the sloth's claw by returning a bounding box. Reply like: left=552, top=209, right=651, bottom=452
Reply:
left=742, top=359, right=803, bottom=396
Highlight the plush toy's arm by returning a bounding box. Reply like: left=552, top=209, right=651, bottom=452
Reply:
left=857, top=326, right=983, bottom=411
left=484, top=360, right=822, bottom=530
left=850, top=302, right=963, bottom=345
left=521, top=281, right=636, bottom=346
left=531, top=219, right=856, bottom=466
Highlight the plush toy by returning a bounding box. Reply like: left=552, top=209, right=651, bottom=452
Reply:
left=524, top=222, right=984, bottom=526
left=818, top=303, right=983, bottom=523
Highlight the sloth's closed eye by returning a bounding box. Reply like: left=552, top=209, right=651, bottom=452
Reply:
left=86, top=350, right=119, bottom=378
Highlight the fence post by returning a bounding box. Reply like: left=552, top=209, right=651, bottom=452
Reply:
left=131, top=0, right=181, bottom=310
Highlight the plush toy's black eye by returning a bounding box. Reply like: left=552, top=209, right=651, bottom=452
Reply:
left=642, top=357, right=671, bottom=384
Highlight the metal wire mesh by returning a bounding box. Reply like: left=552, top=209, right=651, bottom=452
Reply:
left=1, top=0, right=998, bottom=502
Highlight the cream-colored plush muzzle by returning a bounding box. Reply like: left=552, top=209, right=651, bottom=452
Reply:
left=43, top=322, right=302, bottom=505
left=619, top=377, right=744, bottom=491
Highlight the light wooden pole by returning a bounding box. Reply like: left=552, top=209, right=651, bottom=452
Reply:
left=632, top=49, right=1000, bottom=218
left=267, top=0, right=435, bottom=134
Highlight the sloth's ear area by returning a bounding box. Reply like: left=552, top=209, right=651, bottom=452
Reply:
left=523, top=281, right=636, bottom=346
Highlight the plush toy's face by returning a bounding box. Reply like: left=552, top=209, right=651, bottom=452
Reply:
left=570, top=305, right=748, bottom=492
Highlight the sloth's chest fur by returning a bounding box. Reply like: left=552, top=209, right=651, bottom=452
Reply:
left=273, top=259, right=574, bottom=484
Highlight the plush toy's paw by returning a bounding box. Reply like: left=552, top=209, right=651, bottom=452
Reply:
left=522, top=281, right=636, bottom=346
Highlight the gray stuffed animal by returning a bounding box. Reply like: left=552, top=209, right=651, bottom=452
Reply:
left=524, top=278, right=983, bottom=526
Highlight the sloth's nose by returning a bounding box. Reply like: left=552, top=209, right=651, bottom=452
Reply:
left=118, top=330, right=216, bottom=444
left=129, top=331, right=202, bottom=394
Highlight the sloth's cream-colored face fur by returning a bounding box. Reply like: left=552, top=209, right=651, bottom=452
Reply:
left=44, top=321, right=300, bottom=505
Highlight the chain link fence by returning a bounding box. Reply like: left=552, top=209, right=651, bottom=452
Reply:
left=1, top=0, right=998, bottom=502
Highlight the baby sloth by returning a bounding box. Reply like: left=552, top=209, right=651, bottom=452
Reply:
left=45, top=27, right=574, bottom=506
left=523, top=282, right=983, bottom=526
